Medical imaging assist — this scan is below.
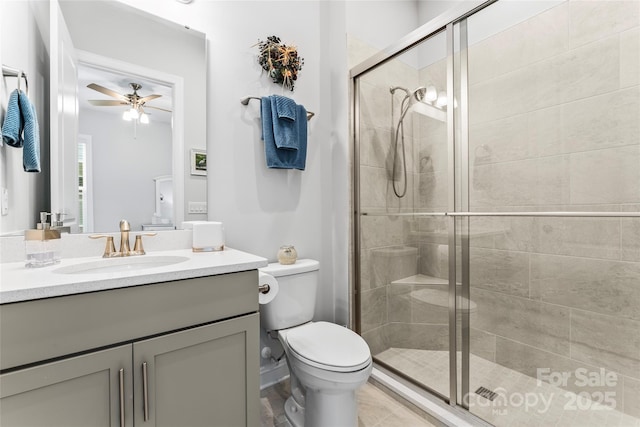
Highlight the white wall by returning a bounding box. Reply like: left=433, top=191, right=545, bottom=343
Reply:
left=116, top=0, right=430, bottom=327
left=79, top=109, right=172, bottom=232
left=0, top=0, right=50, bottom=235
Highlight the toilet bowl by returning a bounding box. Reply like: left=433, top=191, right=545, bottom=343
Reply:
left=259, top=260, right=372, bottom=427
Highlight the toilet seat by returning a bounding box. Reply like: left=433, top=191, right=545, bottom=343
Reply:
left=283, top=322, right=372, bottom=373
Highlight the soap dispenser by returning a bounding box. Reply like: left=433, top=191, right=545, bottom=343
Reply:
left=25, top=212, right=62, bottom=268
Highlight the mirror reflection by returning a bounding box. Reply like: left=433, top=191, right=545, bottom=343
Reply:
left=51, top=0, right=207, bottom=234
left=77, top=64, right=174, bottom=233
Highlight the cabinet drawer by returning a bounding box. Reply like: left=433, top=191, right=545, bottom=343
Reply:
left=0, top=270, right=258, bottom=371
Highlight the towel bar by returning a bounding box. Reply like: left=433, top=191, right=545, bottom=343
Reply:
left=2, top=64, right=29, bottom=95
left=241, top=96, right=315, bottom=120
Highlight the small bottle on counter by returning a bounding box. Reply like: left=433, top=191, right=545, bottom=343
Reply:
left=25, top=212, right=61, bottom=268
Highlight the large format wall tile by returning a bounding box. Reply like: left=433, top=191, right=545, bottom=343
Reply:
left=622, top=205, right=640, bottom=262
left=388, top=283, right=412, bottom=323
left=360, top=215, right=405, bottom=250
left=531, top=254, right=640, bottom=320
left=571, top=309, right=640, bottom=380
left=386, top=322, right=449, bottom=351
left=624, top=376, right=640, bottom=418
left=362, top=325, right=389, bottom=356
left=359, top=81, right=393, bottom=131
left=470, top=328, right=497, bottom=362
left=557, top=35, right=620, bottom=104
left=360, top=286, right=388, bottom=333
left=620, top=27, right=640, bottom=88
left=471, top=155, right=571, bottom=208
left=359, top=126, right=392, bottom=169
left=532, top=216, right=621, bottom=260
left=569, top=0, right=640, bottom=49
left=560, top=87, right=640, bottom=155
left=470, top=247, right=530, bottom=297
left=570, top=145, right=640, bottom=204
left=359, top=166, right=390, bottom=209
left=416, top=170, right=448, bottom=210
left=371, top=246, right=418, bottom=289
left=467, top=2, right=569, bottom=85
left=469, top=113, right=532, bottom=164
left=473, top=289, right=571, bottom=356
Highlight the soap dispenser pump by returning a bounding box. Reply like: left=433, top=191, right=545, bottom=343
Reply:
left=25, top=212, right=62, bottom=268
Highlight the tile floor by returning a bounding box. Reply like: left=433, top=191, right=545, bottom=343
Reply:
left=260, top=378, right=439, bottom=427
left=377, top=348, right=640, bottom=427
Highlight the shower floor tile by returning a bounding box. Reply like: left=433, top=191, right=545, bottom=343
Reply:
left=377, top=348, right=640, bottom=427
left=260, top=378, right=438, bottom=427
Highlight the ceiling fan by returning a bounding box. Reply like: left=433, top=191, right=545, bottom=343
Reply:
left=87, top=82, right=171, bottom=123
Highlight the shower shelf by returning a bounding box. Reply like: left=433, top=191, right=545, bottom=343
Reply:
left=391, top=274, right=448, bottom=286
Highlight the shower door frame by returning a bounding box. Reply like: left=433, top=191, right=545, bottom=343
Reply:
left=351, top=0, right=640, bottom=414
left=351, top=0, right=493, bottom=408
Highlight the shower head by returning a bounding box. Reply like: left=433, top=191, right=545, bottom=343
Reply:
left=412, top=87, right=427, bottom=102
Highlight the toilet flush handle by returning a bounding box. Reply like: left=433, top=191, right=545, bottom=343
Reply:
left=258, top=284, right=270, bottom=294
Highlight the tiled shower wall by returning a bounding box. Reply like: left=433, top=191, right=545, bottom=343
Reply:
left=353, top=34, right=423, bottom=355
left=356, top=0, right=639, bottom=419
left=462, top=1, right=640, bottom=418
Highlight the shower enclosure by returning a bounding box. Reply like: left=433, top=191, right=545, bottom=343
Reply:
left=352, top=1, right=640, bottom=425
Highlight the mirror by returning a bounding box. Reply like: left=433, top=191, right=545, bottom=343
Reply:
left=51, top=0, right=207, bottom=233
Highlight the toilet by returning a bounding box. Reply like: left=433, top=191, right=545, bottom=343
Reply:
left=259, top=259, right=372, bottom=427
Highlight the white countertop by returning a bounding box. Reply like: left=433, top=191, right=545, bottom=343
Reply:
left=0, top=248, right=268, bottom=304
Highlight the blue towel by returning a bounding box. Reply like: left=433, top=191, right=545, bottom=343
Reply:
left=261, top=97, right=307, bottom=170
left=270, top=96, right=298, bottom=150
left=292, top=104, right=307, bottom=170
left=273, top=95, right=297, bottom=121
left=1, top=90, right=40, bottom=172
left=2, top=90, right=23, bottom=148
left=19, top=91, right=41, bottom=172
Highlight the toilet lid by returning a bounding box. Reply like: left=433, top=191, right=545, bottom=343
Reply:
left=285, top=322, right=371, bottom=371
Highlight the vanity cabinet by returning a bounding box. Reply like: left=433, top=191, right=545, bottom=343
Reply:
left=0, top=344, right=132, bottom=427
left=0, top=270, right=260, bottom=427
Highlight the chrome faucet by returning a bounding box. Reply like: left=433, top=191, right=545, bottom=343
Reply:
left=90, top=220, right=156, bottom=258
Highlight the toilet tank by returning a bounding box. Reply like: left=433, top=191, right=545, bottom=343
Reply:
left=259, top=259, right=319, bottom=331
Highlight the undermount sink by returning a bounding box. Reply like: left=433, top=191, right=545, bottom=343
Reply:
left=53, top=255, right=190, bottom=275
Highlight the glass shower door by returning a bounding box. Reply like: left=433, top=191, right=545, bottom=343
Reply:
left=462, top=1, right=640, bottom=425
left=354, top=29, right=454, bottom=400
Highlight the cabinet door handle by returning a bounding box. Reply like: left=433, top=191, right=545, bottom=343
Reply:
left=119, top=368, right=125, bottom=427
left=142, top=362, right=149, bottom=422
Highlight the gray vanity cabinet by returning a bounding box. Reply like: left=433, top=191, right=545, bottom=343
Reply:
left=0, top=344, right=133, bottom=427
left=0, top=271, right=260, bottom=427
left=134, top=314, right=258, bottom=427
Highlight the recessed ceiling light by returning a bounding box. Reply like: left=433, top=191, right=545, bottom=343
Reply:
left=175, top=0, right=193, bottom=3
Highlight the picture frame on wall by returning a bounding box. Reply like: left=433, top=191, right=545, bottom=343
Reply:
left=190, top=149, right=207, bottom=176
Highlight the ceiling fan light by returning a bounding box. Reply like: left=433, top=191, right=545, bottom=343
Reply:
left=129, top=108, right=139, bottom=119
left=140, top=113, right=149, bottom=124
left=122, top=110, right=132, bottom=121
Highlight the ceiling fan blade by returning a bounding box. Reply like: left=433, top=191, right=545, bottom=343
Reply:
left=144, top=105, right=173, bottom=113
left=139, top=94, right=162, bottom=103
left=87, top=83, right=128, bottom=101
left=88, top=100, right=129, bottom=106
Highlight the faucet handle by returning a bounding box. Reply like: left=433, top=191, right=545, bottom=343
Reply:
left=89, top=234, right=117, bottom=258
left=132, top=233, right=157, bottom=255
